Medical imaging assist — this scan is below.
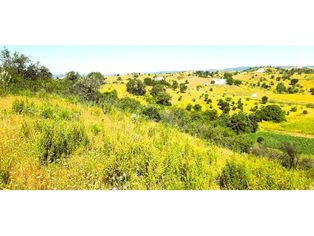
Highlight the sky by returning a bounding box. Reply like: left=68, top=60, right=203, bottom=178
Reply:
left=2, top=46, right=314, bottom=75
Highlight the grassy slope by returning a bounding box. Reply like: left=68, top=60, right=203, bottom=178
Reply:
left=0, top=94, right=312, bottom=190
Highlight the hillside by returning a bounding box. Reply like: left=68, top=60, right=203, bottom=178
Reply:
left=1, top=48, right=314, bottom=190
left=0, top=94, right=312, bottom=190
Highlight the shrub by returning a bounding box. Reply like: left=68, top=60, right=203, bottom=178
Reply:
left=0, top=170, right=10, bottom=188
left=37, top=122, right=89, bottom=164
left=116, top=97, right=141, bottom=112
left=12, top=99, right=26, bottom=114
left=186, top=104, right=192, bottom=111
left=261, top=96, right=268, bottom=104
left=310, top=88, right=314, bottom=95
left=257, top=136, right=264, bottom=144
left=142, top=105, right=161, bottom=122
left=302, top=110, right=308, bottom=115
left=179, top=83, right=188, bottom=93
left=193, top=104, right=202, bottom=112
left=290, top=106, right=297, bottom=112
left=90, top=124, right=101, bottom=135
left=276, top=82, right=286, bottom=93
left=11, top=99, right=35, bottom=115
left=126, top=79, right=146, bottom=96
left=219, top=160, right=249, bottom=190
left=280, top=142, right=300, bottom=169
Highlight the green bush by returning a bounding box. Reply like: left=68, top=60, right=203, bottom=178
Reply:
left=219, top=160, right=250, bottom=190
left=37, top=122, right=89, bottom=164
left=142, top=105, right=161, bottom=122
left=11, top=99, right=35, bottom=115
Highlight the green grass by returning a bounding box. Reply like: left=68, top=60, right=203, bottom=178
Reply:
left=243, top=131, right=314, bottom=155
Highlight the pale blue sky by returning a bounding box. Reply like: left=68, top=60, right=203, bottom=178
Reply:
left=2, top=46, right=314, bottom=75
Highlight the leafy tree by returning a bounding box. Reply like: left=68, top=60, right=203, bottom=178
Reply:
left=218, top=99, right=230, bottom=114
left=172, top=80, right=179, bottom=90
left=150, top=84, right=171, bottom=106
left=179, top=83, right=188, bottom=93
left=261, top=96, right=268, bottom=104
left=126, top=79, right=146, bottom=96
left=234, top=79, right=242, bottom=86
left=144, top=77, right=154, bottom=86
left=237, top=98, right=243, bottom=111
left=0, top=47, right=52, bottom=80
left=226, top=77, right=234, bottom=85
left=73, top=73, right=105, bottom=102
left=227, top=112, right=258, bottom=134
left=289, top=78, right=298, bottom=86
left=64, top=71, right=80, bottom=81
left=255, top=105, right=286, bottom=122
left=186, top=104, right=192, bottom=111
left=193, top=104, right=202, bottom=111
left=276, top=82, right=286, bottom=93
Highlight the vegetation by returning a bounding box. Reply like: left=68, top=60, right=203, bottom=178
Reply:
left=1, top=48, right=313, bottom=190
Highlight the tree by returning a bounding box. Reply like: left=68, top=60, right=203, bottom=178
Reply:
left=234, top=80, right=242, bottom=86
left=237, top=98, right=243, bottom=111
left=144, top=77, right=154, bottom=86
left=172, top=80, right=178, bottom=90
left=226, top=77, right=234, bottom=85
left=276, top=82, right=286, bottom=93
left=126, top=79, right=146, bottom=96
left=186, top=104, right=192, bottom=111
left=0, top=47, right=52, bottom=80
left=227, top=112, right=258, bottom=135
left=179, top=83, right=188, bottom=93
left=150, top=84, right=171, bottom=106
left=73, top=73, right=105, bottom=102
left=290, top=78, right=298, bottom=86
left=261, top=96, right=268, bottom=104
left=255, top=105, right=286, bottom=122
left=193, top=104, right=202, bottom=111
left=218, top=99, right=230, bottom=114
left=64, top=71, right=80, bottom=81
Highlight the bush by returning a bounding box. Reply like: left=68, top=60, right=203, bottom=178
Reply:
left=11, top=99, right=35, bottom=115
left=193, top=104, right=202, bottom=111
left=280, top=142, right=300, bottom=169
left=142, top=105, right=161, bottom=122
left=37, top=122, right=89, bottom=164
left=257, top=136, right=264, bottom=144
left=179, top=83, right=188, bottom=93
left=276, top=82, right=286, bottom=93
left=126, top=79, right=146, bottom=96
left=0, top=170, right=10, bottom=188
left=219, top=160, right=249, bottom=190
left=290, top=106, right=297, bottom=112
left=261, top=96, right=268, bottom=104
left=116, top=97, right=141, bottom=112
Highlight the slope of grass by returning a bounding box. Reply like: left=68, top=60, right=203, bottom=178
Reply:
left=0, top=94, right=313, bottom=190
